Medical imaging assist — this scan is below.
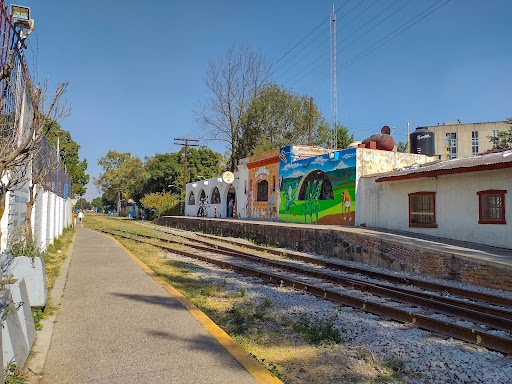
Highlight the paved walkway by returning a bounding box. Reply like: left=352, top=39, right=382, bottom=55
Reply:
left=39, top=225, right=259, bottom=384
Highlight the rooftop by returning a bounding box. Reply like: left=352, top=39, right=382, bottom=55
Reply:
left=372, top=149, right=512, bottom=182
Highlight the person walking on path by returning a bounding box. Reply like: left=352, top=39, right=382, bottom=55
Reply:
left=77, top=210, right=84, bottom=223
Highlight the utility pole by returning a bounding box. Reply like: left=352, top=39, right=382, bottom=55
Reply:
left=116, top=187, right=122, bottom=217
left=308, top=97, right=313, bottom=146
left=174, top=138, right=199, bottom=193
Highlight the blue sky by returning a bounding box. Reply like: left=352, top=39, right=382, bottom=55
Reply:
left=21, top=0, right=512, bottom=200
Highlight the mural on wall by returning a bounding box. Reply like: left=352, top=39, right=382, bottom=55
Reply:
left=279, top=147, right=356, bottom=225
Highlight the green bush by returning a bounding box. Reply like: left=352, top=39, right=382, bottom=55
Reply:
left=6, top=228, right=45, bottom=260
left=292, top=314, right=344, bottom=346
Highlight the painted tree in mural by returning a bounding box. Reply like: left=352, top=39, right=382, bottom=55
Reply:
left=303, top=180, right=323, bottom=224
left=283, top=185, right=297, bottom=214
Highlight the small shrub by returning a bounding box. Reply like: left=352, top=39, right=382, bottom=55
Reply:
left=32, top=308, right=45, bottom=330
left=262, top=297, right=272, bottom=308
left=383, top=356, right=405, bottom=378
left=4, top=361, right=28, bottom=383
left=292, top=315, right=343, bottom=346
left=6, top=228, right=45, bottom=260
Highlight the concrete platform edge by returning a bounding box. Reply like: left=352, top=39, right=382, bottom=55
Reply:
left=91, top=227, right=283, bottom=384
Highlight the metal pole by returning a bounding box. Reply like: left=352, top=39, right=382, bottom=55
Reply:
left=407, top=122, right=410, bottom=153
left=308, top=97, right=313, bottom=146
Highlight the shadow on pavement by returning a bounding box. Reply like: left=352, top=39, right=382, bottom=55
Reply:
left=109, top=292, right=183, bottom=309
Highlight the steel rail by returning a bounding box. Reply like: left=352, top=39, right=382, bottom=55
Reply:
left=121, top=228, right=512, bottom=324
left=101, top=228, right=512, bottom=355
left=181, top=230, right=512, bottom=308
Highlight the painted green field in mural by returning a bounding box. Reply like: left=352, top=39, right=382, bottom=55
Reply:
left=279, top=184, right=355, bottom=224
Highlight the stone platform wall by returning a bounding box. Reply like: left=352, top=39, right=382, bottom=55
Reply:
left=154, top=216, right=512, bottom=292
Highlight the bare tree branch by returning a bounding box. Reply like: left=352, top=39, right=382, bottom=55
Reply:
left=195, top=43, right=270, bottom=171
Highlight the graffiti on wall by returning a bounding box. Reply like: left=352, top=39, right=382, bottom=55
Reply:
left=278, top=147, right=356, bottom=226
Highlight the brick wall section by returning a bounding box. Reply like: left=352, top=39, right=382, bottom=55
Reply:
left=154, top=217, right=512, bottom=292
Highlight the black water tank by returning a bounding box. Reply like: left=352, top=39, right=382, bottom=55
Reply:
left=410, top=126, right=435, bottom=156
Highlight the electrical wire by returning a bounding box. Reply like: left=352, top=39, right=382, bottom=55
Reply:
left=280, top=0, right=385, bottom=86
left=285, top=0, right=416, bottom=89
left=270, top=0, right=355, bottom=74
left=305, top=0, right=452, bottom=93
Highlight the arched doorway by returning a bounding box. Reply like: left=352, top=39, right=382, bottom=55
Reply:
left=188, top=191, right=195, bottom=205
left=211, top=187, right=221, bottom=204
left=297, top=170, right=334, bottom=201
left=226, top=186, right=236, bottom=218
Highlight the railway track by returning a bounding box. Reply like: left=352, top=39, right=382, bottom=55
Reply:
left=155, top=225, right=512, bottom=308
left=100, top=227, right=512, bottom=355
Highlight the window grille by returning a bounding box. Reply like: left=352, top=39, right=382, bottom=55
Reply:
left=257, top=180, right=268, bottom=201
left=409, top=192, right=437, bottom=228
left=478, top=190, right=506, bottom=224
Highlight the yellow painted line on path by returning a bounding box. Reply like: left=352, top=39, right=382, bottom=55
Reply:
left=90, top=227, right=283, bottom=384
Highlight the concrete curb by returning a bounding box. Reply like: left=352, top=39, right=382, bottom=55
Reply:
left=92, top=227, right=283, bottom=384
left=25, top=232, right=77, bottom=383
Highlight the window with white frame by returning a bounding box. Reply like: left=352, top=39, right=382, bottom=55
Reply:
left=471, top=131, right=479, bottom=154
left=445, top=132, right=457, bottom=159
left=188, top=192, right=195, bottom=205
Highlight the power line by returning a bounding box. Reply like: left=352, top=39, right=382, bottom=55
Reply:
left=281, top=0, right=384, bottom=86
left=270, top=0, right=354, bottom=73
left=274, top=0, right=381, bottom=81
left=305, top=0, right=452, bottom=93
left=284, top=0, right=414, bottom=89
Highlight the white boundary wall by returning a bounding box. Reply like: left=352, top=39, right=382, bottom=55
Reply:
left=0, top=186, right=73, bottom=252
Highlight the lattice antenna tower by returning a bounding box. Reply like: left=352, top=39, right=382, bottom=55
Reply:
left=330, top=4, right=337, bottom=148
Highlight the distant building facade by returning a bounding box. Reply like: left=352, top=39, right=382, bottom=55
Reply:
left=425, top=121, right=508, bottom=160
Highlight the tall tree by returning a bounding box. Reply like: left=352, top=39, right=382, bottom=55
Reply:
left=94, top=151, right=148, bottom=208
left=236, top=84, right=341, bottom=158
left=489, top=118, right=512, bottom=150
left=197, top=43, right=270, bottom=171
left=45, top=120, right=89, bottom=196
left=335, top=125, right=355, bottom=150
left=143, top=147, right=223, bottom=194
left=91, top=197, right=106, bottom=212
